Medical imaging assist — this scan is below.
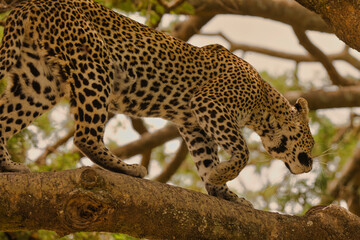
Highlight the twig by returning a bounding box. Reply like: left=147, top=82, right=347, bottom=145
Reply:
left=200, top=32, right=360, bottom=72
left=158, top=0, right=185, bottom=11
left=35, top=128, right=75, bottom=165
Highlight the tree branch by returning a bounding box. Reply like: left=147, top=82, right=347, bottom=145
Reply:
left=35, top=129, right=75, bottom=165
left=171, top=14, right=215, bottom=41
left=325, top=145, right=360, bottom=216
left=188, top=0, right=331, bottom=33
left=112, top=124, right=180, bottom=159
left=1, top=167, right=359, bottom=239
left=285, top=86, right=360, bottom=110
left=200, top=32, right=360, bottom=71
left=292, top=27, right=355, bottom=86
left=157, top=0, right=185, bottom=11
left=154, top=139, right=188, bottom=183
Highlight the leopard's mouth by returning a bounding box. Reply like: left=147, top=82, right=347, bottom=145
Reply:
left=285, top=162, right=312, bottom=174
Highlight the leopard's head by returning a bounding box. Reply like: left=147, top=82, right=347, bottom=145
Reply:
left=261, top=98, right=315, bottom=174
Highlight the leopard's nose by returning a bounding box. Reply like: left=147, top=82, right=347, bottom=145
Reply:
left=298, top=152, right=312, bottom=167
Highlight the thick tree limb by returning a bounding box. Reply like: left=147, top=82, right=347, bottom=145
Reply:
left=295, top=0, right=360, bottom=52
left=188, top=0, right=331, bottom=33
left=0, top=167, right=359, bottom=239
left=285, top=86, right=360, bottom=110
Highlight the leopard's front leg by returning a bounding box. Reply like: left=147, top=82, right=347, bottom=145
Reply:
left=190, top=93, right=250, bottom=186
left=178, top=126, right=252, bottom=207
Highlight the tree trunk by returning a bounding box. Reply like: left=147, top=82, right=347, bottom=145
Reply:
left=0, top=167, right=359, bottom=239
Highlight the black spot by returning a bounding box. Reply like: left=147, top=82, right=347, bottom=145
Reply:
left=85, top=104, right=93, bottom=112
left=84, top=88, right=96, bottom=96
left=78, top=92, right=85, bottom=104
left=269, top=135, right=288, bottom=153
left=32, top=81, right=41, bottom=94
left=43, top=86, right=52, bottom=94
left=92, top=99, right=102, bottom=109
left=93, top=114, right=100, bottom=124
left=7, top=104, right=13, bottom=113
left=26, top=52, right=40, bottom=60
left=85, top=114, right=92, bottom=123
left=136, top=91, right=145, bottom=97
left=27, top=62, right=40, bottom=77
left=203, top=160, right=212, bottom=168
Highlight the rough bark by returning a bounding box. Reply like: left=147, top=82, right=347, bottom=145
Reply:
left=295, top=0, right=360, bottom=52
left=0, top=167, right=359, bottom=239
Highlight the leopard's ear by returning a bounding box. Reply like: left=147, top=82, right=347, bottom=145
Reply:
left=294, top=97, right=309, bottom=116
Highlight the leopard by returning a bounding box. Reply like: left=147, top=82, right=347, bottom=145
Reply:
left=0, top=0, right=314, bottom=206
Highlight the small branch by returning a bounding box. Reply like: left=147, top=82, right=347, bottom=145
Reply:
left=1, top=167, right=360, bottom=238
left=154, top=139, right=188, bottom=183
left=325, top=146, right=360, bottom=216
left=292, top=27, right=355, bottom=86
left=172, top=14, right=215, bottom=41
left=35, top=129, right=75, bottom=165
left=112, top=124, right=180, bottom=159
left=200, top=32, right=360, bottom=71
left=158, top=0, right=185, bottom=11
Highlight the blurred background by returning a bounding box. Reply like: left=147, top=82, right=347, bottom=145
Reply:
left=1, top=0, right=359, bottom=239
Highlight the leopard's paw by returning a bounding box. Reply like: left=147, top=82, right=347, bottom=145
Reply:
left=232, top=197, right=254, bottom=208
left=124, top=164, right=147, bottom=178
left=207, top=161, right=239, bottom=185
left=0, top=162, right=30, bottom=173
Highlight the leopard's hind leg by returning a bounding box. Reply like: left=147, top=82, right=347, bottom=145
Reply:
left=69, top=62, right=146, bottom=178
left=0, top=41, right=64, bottom=172
left=64, top=22, right=146, bottom=178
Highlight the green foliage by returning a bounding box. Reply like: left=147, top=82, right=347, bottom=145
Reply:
left=6, top=129, right=33, bottom=164
left=109, top=0, right=194, bottom=27
left=260, top=71, right=303, bottom=93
